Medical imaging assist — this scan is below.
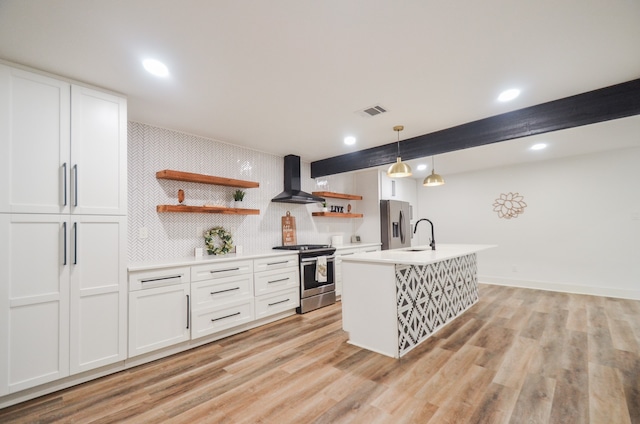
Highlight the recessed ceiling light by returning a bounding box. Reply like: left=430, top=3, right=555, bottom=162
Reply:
left=416, top=164, right=427, bottom=171
left=344, top=136, right=356, bottom=145
left=143, top=59, right=169, bottom=77
left=497, top=88, right=520, bottom=102
left=530, top=143, right=547, bottom=151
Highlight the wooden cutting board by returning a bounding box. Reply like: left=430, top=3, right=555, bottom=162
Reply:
left=282, top=211, right=297, bottom=246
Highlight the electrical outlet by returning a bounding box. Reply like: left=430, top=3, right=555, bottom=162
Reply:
left=138, top=227, right=148, bottom=239
left=196, top=227, right=203, bottom=236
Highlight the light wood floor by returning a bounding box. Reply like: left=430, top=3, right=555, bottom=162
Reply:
left=1, top=284, right=639, bottom=423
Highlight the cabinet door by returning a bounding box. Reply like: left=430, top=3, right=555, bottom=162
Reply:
left=128, top=283, right=190, bottom=358
left=70, top=85, right=127, bottom=215
left=0, top=214, right=70, bottom=394
left=69, top=215, right=126, bottom=374
left=0, top=64, right=71, bottom=214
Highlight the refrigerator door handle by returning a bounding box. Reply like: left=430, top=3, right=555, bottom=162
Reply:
left=399, top=210, right=406, bottom=244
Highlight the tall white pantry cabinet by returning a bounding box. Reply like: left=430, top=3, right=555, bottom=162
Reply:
left=0, top=63, right=127, bottom=395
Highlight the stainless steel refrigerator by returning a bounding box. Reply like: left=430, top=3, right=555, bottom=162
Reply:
left=380, top=199, right=412, bottom=250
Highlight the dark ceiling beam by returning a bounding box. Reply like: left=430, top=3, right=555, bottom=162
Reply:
left=311, top=78, right=640, bottom=178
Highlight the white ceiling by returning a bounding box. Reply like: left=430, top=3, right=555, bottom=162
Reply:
left=1, top=0, right=639, bottom=175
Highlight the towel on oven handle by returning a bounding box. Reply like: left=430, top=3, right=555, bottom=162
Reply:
left=316, top=256, right=327, bottom=283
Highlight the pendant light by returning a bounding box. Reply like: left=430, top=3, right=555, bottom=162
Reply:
left=423, top=156, right=445, bottom=186
left=387, top=125, right=412, bottom=178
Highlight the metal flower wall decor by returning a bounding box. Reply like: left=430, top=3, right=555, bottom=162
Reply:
left=493, top=192, right=527, bottom=219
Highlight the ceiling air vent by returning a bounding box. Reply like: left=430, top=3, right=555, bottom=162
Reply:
left=357, top=104, right=388, bottom=118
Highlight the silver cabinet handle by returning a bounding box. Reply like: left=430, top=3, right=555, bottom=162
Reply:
left=211, top=287, right=240, bottom=295
left=186, top=295, right=190, bottom=329
left=268, top=278, right=289, bottom=284
left=211, top=312, right=240, bottom=322
left=73, top=164, right=78, bottom=207
left=62, top=163, right=67, bottom=206
left=267, top=260, right=288, bottom=266
left=73, top=222, right=78, bottom=265
left=268, top=299, right=289, bottom=307
left=62, top=222, right=67, bottom=265
left=210, top=267, right=240, bottom=274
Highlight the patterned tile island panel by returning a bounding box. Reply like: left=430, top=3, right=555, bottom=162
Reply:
left=396, top=254, right=478, bottom=356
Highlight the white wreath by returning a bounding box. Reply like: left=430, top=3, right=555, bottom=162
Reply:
left=204, top=226, right=234, bottom=255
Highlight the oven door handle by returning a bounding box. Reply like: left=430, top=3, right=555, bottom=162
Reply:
left=301, top=255, right=335, bottom=263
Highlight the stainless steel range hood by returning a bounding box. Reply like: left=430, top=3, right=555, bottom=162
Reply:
left=271, top=155, right=325, bottom=204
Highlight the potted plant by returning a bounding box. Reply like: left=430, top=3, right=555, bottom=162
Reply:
left=232, top=189, right=245, bottom=207
left=321, top=201, right=328, bottom=212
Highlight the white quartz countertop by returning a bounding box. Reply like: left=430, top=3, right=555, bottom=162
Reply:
left=128, top=249, right=296, bottom=272
left=341, top=244, right=496, bottom=266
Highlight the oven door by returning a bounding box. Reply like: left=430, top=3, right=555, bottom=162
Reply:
left=300, top=255, right=335, bottom=298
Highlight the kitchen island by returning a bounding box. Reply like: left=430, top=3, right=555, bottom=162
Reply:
left=341, top=244, right=495, bottom=358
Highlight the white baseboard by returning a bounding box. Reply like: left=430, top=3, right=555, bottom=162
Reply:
left=479, top=275, right=640, bottom=300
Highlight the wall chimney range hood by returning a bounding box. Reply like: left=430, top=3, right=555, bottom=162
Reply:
left=271, top=155, right=325, bottom=204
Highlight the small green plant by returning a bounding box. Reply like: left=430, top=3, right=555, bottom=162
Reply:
left=322, top=200, right=327, bottom=208
left=233, top=189, right=245, bottom=201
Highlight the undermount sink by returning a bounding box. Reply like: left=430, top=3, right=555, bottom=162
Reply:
left=403, top=248, right=431, bottom=252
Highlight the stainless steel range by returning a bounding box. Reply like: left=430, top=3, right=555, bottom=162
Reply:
left=273, top=244, right=336, bottom=313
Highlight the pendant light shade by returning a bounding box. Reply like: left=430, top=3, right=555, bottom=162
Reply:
left=387, top=125, right=412, bottom=178
left=423, top=156, right=445, bottom=186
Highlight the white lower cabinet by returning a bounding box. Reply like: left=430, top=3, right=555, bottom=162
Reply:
left=127, top=267, right=191, bottom=358
left=192, top=298, right=254, bottom=338
left=128, top=283, right=191, bottom=357
left=190, top=265, right=255, bottom=339
left=0, top=214, right=126, bottom=394
left=335, top=245, right=381, bottom=297
left=125, top=254, right=299, bottom=361
left=254, top=288, right=299, bottom=319
left=253, top=255, right=300, bottom=318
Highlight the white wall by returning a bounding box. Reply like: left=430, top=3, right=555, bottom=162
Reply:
left=128, top=122, right=357, bottom=262
left=417, top=147, right=640, bottom=300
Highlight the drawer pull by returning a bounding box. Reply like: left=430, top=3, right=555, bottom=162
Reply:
left=141, top=275, right=182, bottom=284
left=209, top=267, right=240, bottom=274
left=211, top=312, right=241, bottom=322
left=268, top=298, right=290, bottom=307
left=211, top=287, right=240, bottom=295
left=268, top=278, right=289, bottom=284
left=267, top=260, right=289, bottom=266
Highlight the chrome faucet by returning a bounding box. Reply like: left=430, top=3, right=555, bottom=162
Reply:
left=414, top=218, right=436, bottom=250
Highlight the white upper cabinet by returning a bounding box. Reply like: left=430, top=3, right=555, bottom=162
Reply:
left=70, top=86, right=127, bottom=215
left=0, top=65, right=71, bottom=214
left=0, top=64, right=127, bottom=216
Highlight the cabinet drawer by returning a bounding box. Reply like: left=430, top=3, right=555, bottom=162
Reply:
left=192, top=299, right=255, bottom=339
left=255, top=288, right=299, bottom=319
left=129, top=267, right=191, bottom=291
left=192, top=274, right=253, bottom=309
left=253, top=255, right=298, bottom=272
left=254, top=267, right=299, bottom=296
left=191, top=259, right=253, bottom=282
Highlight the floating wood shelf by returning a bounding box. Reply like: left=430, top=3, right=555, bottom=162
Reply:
left=312, top=191, right=362, bottom=200
left=156, top=170, right=259, bottom=189
left=312, top=212, right=364, bottom=218
left=157, top=205, right=260, bottom=215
